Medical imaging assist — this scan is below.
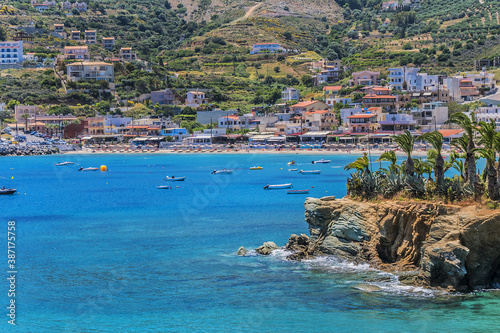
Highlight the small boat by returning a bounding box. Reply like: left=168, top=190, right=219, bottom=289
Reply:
left=299, top=170, right=321, bottom=174
left=0, top=188, right=17, bottom=195
left=288, top=168, right=298, bottom=171
left=165, top=176, right=186, bottom=181
left=212, top=169, right=234, bottom=174
left=55, top=161, right=75, bottom=166
left=312, top=159, right=331, bottom=164
left=264, top=183, right=293, bottom=190
left=78, top=167, right=99, bottom=171
left=287, top=161, right=296, bottom=165
left=287, top=189, right=310, bottom=194
left=250, top=166, right=263, bottom=170
left=156, top=186, right=172, bottom=189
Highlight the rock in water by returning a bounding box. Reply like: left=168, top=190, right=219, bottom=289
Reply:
left=255, top=242, right=279, bottom=255
left=237, top=246, right=248, bottom=256
left=294, top=197, right=500, bottom=292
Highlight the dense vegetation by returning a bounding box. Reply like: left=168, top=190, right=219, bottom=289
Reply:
left=345, top=113, right=500, bottom=204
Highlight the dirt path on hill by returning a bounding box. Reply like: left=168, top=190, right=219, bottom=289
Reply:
left=230, top=2, right=262, bottom=25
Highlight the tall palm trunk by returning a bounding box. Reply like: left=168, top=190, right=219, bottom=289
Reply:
left=466, top=140, right=476, bottom=185
left=405, top=156, right=414, bottom=177
left=488, top=164, right=499, bottom=200
left=435, top=153, right=444, bottom=185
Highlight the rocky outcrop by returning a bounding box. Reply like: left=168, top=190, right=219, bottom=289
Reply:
left=287, top=196, right=500, bottom=292
left=255, top=241, right=279, bottom=255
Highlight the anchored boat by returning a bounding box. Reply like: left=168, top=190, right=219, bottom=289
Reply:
left=165, top=176, right=186, bottom=181
left=212, top=169, right=234, bottom=174
left=312, top=159, right=331, bottom=164
left=78, top=167, right=99, bottom=171
left=264, top=183, right=293, bottom=190
left=0, top=188, right=17, bottom=195
left=55, top=161, right=75, bottom=166
left=287, top=189, right=310, bottom=194
left=299, top=170, right=321, bottom=174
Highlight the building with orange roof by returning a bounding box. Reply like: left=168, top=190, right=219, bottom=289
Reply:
left=289, top=100, right=329, bottom=114
left=362, top=94, right=398, bottom=111
left=304, top=110, right=336, bottom=131
left=119, top=47, right=136, bottom=61
left=349, top=71, right=381, bottom=86
left=63, top=45, right=89, bottom=60
left=346, top=113, right=379, bottom=133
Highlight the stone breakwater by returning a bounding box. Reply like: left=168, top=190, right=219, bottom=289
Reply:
left=0, top=146, right=59, bottom=156
left=281, top=197, right=500, bottom=292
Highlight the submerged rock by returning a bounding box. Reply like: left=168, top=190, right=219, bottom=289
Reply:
left=237, top=246, right=248, bottom=256
left=285, top=197, right=500, bottom=292
left=255, top=241, right=279, bottom=255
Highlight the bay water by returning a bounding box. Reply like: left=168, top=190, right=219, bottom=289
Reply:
left=1, top=153, right=499, bottom=332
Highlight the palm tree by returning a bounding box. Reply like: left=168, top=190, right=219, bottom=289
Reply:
left=475, top=148, right=498, bottom=200
left=477, top=120, right=499, bottom=200
left=451, top=159, right=466, bottom=181
left=419, top=131, right=444, bottom=185
left=375, top=151, right=398, bottom=173
left=21, top=113, right=30, bottom=132
left=344, top=153, right=370, bottom=173
left=393, top=130, right=415, bottom=176
left=447, top=112, right=477, bottom=186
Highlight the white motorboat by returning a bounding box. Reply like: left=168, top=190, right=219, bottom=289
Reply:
left=78, top=167, right=99, bottom=171
left=288, top=168, right=298, bottom=171
left=264, top=183, right=293, bottom=190
left=299, top=170, right=321, bottom=174
left=165, top=176, right=186, bottom=181
left=55, top=161, right=75, bottom=166
left=156, top=186, right=172, bottom=189
left=312, top=159, right=331, bottom=164
left=212, top=169, right=234, bottom=174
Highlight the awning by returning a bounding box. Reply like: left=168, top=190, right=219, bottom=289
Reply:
left=412, top=93, right=421, bottom=97
left=133, top=137, right=149, bottom=142
left=267, top=136, right=286, bottom=142
left=81, top=136, right=92, bottom=140
left=423, top=92, right=432, bottom=96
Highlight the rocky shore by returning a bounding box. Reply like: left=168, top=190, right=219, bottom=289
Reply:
left=0, top=146, right=59, bottom=156
left=253, top=197, right=500, bottom=292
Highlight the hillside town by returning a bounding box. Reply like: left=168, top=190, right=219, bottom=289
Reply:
left=1, top=0, right=500, bottom=153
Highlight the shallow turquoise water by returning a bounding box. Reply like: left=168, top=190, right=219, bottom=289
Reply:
left=1, top=153, right=499, bottom=332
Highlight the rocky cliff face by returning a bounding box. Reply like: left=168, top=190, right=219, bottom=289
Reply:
left=287, top=196, right=500, bottom=292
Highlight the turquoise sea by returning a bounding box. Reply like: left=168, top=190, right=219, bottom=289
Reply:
left=1, top=153, right=499, bottom=332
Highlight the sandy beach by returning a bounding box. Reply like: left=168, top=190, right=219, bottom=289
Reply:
left=61, top=146, right=451, bottom=158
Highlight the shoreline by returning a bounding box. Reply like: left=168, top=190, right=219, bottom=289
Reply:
left=57, top=147, right=451, bottom=158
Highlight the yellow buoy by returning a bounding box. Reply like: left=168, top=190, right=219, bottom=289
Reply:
left=11, top=176, right=14, bottom=179
left=100, top=165, right=107, bottom=172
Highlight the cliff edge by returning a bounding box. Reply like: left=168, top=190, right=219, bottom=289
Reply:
left=286, top=197, right=500, bottom=292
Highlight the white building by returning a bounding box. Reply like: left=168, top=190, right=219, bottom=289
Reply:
left=410, top=102, right=449, bottom=129
left=0, top=103, right=6, bottom=112
left=66, top=61, right=114, bottom=82
left=186, top=91, right=209, bottom=107
left=388, top=67, right=419, bottom=91
left=458, top=71, right=496, bottom=90
left=0, top=41, right=23, bottom=64
left=104, top=115, right=133, bottom=134
left=473, top=106, right=500, bottom=129
left=281, top=87, right=300, bottom=101
left=340, top=107, right=363, bottom=126
left=250, top=43, right=286, bottom=55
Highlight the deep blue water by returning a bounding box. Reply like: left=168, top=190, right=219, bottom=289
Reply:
left=1, top=153, right=499, bottom=332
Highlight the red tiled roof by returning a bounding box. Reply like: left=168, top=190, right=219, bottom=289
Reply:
left=323, top=86, right=342, bottom=92
left=347, top=114, right=377, bottom=119
left=367, top=107, right=382, bottom=112
left=363, top=94, right=397, bottom=99
left=305, top=110, right=329, bottom=115
left=291, top=100, right=322, bottom=108
left=439, top=129, right=464, bottom=138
